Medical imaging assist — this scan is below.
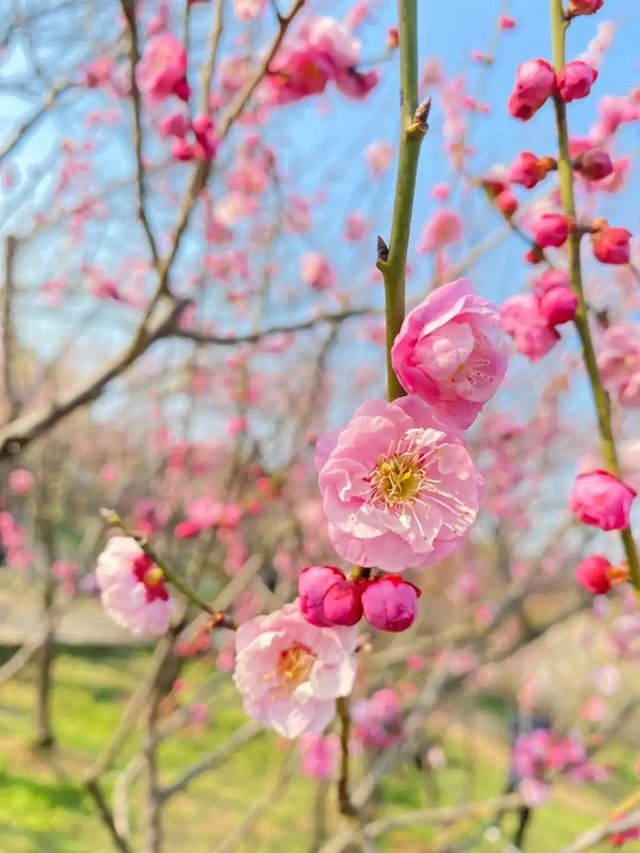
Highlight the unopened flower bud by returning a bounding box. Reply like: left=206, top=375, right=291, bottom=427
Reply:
left=298, top=565, right=345, bottom=627
left=323, top=580, right=364, bottom=626
left=361, top=575, right=421, bottom=633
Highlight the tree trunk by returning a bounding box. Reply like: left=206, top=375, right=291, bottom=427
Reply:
left=141, top=702, right=162, bottom=853
left=34, top=572, right=56, bottom=750
left=141, top=647, right=181, bottom=853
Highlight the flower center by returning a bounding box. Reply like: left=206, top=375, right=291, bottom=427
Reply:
left=132, top=553, right=169, bottom=603
left=276, top=645, right=315, bottom=688
left=368, top=452, right=426, bottom=507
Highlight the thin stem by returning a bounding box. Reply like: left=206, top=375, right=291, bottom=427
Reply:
left=549, top=0, right=640, bottom=592
left=336, top=695, right=356, bottom=818
left=377, top=0, right=429, bottom=402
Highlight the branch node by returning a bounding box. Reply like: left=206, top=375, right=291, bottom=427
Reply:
left=377, top=236, right=390, bottom=263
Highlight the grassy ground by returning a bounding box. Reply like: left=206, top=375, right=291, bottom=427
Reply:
left=0, top=650, right=634, bottom=852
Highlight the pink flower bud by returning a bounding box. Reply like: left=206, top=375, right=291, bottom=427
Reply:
left=568, top=0, right=604, bottom=16
left=515, top=59, right=556, bottom=103
left=570, top=470, right=636, bottom=531
left=557, top=61, right=598, bottom=103
left=499, top=15, right=516, bottom=30
left=532, top=269, right=571, bottom=294
left=532, top=213, right=570, bottom=248
left=574, top=148, right=613, bottom=181
left=575, top=554, right=612, bottom=595
left=9, top=469, right=33, bottom=496
left=508, top=92, right=538, bottom=122
left=592, top=226, right=632, bottom=265
left=323, top=580, right=364, bottom=627
left=160, top=112, right=190, bottom=139
left=175, top=519, right=203, bottom=539
left=508, top=59, right=555, bottom=121
left=361, top=575, right=421, bottom=633
left=508, top=152, right=540, bottom=188
left=386, top=27, right=399, bottom=50
left=298, top=565, right=345, bottom=627
left=173, top=77, right=192, bottom=102
left=537, top=286, right=578, bottom=326
left=495, top=190, right=519, bottom=218
left=171, top=138, right=196, bottom=161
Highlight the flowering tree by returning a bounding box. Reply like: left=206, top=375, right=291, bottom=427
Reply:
left=3, top=0, right=640, bottom=851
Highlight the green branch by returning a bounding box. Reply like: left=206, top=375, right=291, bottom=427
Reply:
left=549, top=0, right=640, bottom=592
left=377, top=0, right=430, bottom=402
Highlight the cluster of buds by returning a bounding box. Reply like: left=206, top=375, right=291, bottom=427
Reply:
left=299, top=565, right=421, bottom=633
left=508, top=57, right=598, bottom=121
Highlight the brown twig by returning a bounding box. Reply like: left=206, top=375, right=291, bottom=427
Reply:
left=336, top=695, right=356, bottom=818
left=0, top=295, right=187, bottom=460
left=85, top=779, right=133, bottom=853
left=119, top=0, right=160, bottom=266
left=1, top=235, right=20, bottom=418
left=174, top=307, right=373, bottom=347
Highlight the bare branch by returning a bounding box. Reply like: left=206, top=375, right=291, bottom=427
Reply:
left=119, top=0, right=160, bottom=266
left=0, top=81, right=73, bottom=166
left=560, top=809, right=640, bottom=852
left=212, top=748, right=296, bottom=853
left=199, top=0, right=227, bottom=115
left=159, top=721, right=263, bottom=803
left=174, top=307, right=373, bottom=347
left=0, top=295, right=188, bottom=460
left=1, top=235, right=20, bottom=418
left=158, top=0, right=306, bottom=285
left=85, top=779, right=132, bottom=853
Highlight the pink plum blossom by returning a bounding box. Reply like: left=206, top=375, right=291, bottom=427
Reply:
left=365, top=141, right=394, bottom=175
left=8, top=469, right=34, bottom=496
left=500, top=294, right=560, bottom=362
left=419, top=209, right=463, bottom=254
left=298, top=732, right=339, bottom=779
left=300, top=252, right=335, bottom=290
left=391, top=278, right=508, bottom=429
left=315, top=396, right=483, bottom=572
left=597, top=325, right=640, bottom=406
left=570, top=470, right=636, bottom=531
left=352, top=688, right=403, bottom=750
left=136, top=34, right=190, bottom=103
left=233, top=0, right=265, bottom=20
left=263, top=16, right=375, bottom=105
left=233, top=601, right=357, bottom=738
left=95, top=536, right=174, bottom=636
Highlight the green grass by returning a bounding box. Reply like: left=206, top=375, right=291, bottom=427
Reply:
left=0, top=651, right=633, bottom=852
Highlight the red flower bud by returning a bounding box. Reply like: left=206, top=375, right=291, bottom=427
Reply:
left=575, top=555, right=612, bottom=595
left=533, top=213, right=570, bottom=249
left=323, top=580, right=364, bottom=626
left=574, top=148, right=613, bottom=181
left=567, top=0, right=604, bottom=16
left=592, top=226, right=632, bottom=265
left=495, top=190, right=519, bottom=218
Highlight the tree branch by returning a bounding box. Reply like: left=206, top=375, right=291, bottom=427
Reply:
left=1, top=235, right=20, bottom=418
left=119, top=0, right=161, bottom=267
left=0, top=295, right=187, bottom=460
left=174, top=307, right=372, bottom=347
